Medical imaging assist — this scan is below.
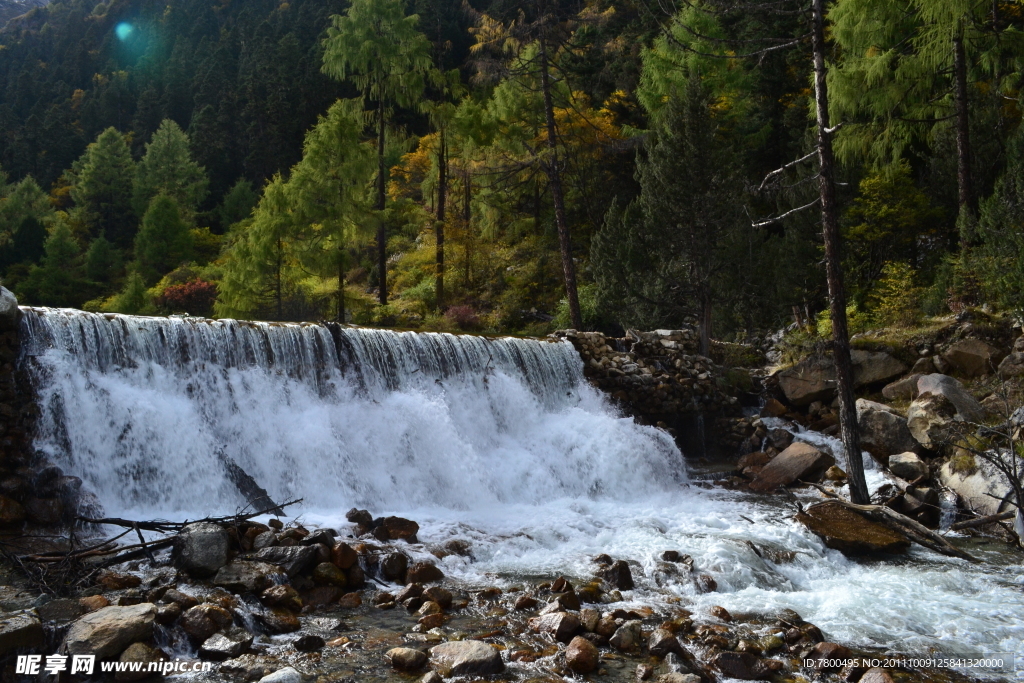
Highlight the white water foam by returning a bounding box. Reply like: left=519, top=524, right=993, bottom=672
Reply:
left=19, top=308, right=1024, bottom=669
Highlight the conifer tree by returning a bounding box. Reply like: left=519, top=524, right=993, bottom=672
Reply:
left=322, top=0, right=435, bottom=306
left=17, top=218, right=85, bottom=307
left=133, top=119, right=209, bottom=220
left=134, top=195, right=193, bottom=284
left=70, top=128, right=136, bottom=248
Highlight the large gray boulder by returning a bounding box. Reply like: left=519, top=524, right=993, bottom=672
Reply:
left=850, top=350, right=908, bottom=387
left=0, top=287, right=18, bottom=332
left=63, top=603, right=156, bottom=659
left=213, top=561, right=284, bottom=593
left=258, top=668, right=302, bottom=683
left=939, top=458, right=1013, bottom=516
left=249, top=545, right=318, bottom=577
left=429, top=640, right=505, bottom=677
left=749, top=442, right=835, bottom=491
left=888, top=452, right=928, bottom=481
left=856, top=399, right=917, bottom=465
left=943, top=340, right=1006, bottom=377
left=997, top=352, right=1024, bottom=378
left=778, top=357, right=835, bottom=406
left=778, top=352, right=906, bottom=406
left=907, top=375, right=987, bottom=450
left=0, top=610, right=43, bottom=656
left=881, top=374, right=922, bottom=401
left=175, top=522, right=230, bottom=578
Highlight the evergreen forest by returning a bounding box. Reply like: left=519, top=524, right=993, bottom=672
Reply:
left=2, top=0, right=1024, bottom=341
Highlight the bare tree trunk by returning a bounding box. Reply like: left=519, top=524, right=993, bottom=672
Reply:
left=699, top=284, right=712, bottom=357
left=953, top=28, right=977, bottom=241
left=377, top=98, right=388, bottom=306
left=539, top=39, right=582, bottom=330
left=812, top=0, right=869, bottom=505
left=464, top=169, right=472, bottom=288
left=436, top=130, right=446, bottom=312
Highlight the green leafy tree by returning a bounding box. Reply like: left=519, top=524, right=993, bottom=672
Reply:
left=105, top=270, right=152, bottom=315
left=322, top=0, right=435, bottom=306
left=133, top=119, right=209, bottom=220
left=134, top=195, right=194, bottom=284
left=70, top=128, right=136, bottom=248
left=977, top=123, right=1024, bottom=313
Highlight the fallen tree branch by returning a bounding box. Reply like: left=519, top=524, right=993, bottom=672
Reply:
left=78, top=498, right=303, bottom=532
left=950, top=510, right=1016, bottom=531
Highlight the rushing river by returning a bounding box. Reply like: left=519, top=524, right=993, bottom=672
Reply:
left=18, top=308, right=1024, bottom=677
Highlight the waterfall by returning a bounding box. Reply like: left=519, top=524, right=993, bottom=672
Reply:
left=18, top=308, right=684, bottom=518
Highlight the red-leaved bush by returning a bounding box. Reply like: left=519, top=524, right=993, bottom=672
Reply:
left=158, top=279, right=217, bottom=317
left=444, top=304, right=481, bottom=331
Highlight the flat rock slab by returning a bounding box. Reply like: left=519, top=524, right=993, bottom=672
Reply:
left=749, top=442, right=834, bottom=492
left=0, top=610, right=43, bottom=656
left=797, top=501, right=910, bottom=555
left=429, top=640, right=504, bottom=677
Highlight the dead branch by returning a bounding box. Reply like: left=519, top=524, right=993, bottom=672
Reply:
left=78, top=498, right=303, bottom=532
left=951, top=510, right=1016, bottom=531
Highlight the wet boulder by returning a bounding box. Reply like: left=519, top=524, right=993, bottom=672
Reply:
left=529, top=611, right=580, bottom=642
left=331, top=542, right=358, bottom=569
left=566, top=636, right=599, bottom=673
left=609, top=620, right=642, bottom=651
left=407, top=562, right=444, bottom=584
left=258, top=667, right=302, bottom=683
left=179, top=604, right=233, bottom=642
left=200, top=627, right=253, bottom=660
left=175, top=522, right=230, bottom=578
left=648, top=628, right=684, bottom=657
left=213, top=561, right=283, bottom=594
left=777, top=356, right=835, bottom=406
left=63, top=603, right=156, bottom=659
left=429, top=640, right=505, bottom=677
left=749, top=442, right=834, bottom=492
left=250, top=545, right=318, bottom=577
left=0, top=287, right=18, bottom=331
left=115, top=642, right=164, bottom=682
left=712, top=651, right=770, bottom=680
left=797, top=501, right=910, bottom=555
left=380, top=552, right=409, bottom=583
left=376, top=516, right=419, bottom=542
left=387, top=647, right=428, bottom=671
left=599, top=559, right=635, bottom=590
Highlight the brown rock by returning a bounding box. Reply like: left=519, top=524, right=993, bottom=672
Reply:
left=860, top=668, right=896, bottom=683
left=944, top=340, right=1005, bottom=377
left=694, top=574, right=717, bottom=593
left=797, top=501, right=910, bottom=555
left=529, top=611, right=580, bottom=642
left=749, top=442, right=835, bottom=491
left=380, top=516, right=419, bottom=542
left=429, top=640, right=504, bottom=677
left=162, top=589, right=198, bottom=609
left=737, top=452, right=771, bottom=470
left=331, top=542, right=359, bottom=569
left=713, top=651, right=766, bottom=680
left=380, top=552, right=408, bottom=583
left=96, top=570, right=141, bottom=590
left=407, top=562, right=444, bottom=583
left=387, top=646, right=427, bottom=671
left=599, top=559, right=635, bottom=590
left=25, top=497, right=63, bottom=525
left=760, top=398, right=787, bottom=417
left=514, top=595, right=538, bottom=610
left=258, top=607, right=300, bottom=634
left=565, top=635, right=599, bottom=673
left=709, top=605, right=732, bottom=621
left=998, top=352, right=1024, bottom=378
left=881, top=374, right=922, bottom=401
left=338, top=592, right=362, bottom=608
left=423, top=586, right=452, bottom=609
left=62, top=604, right=156, bottom=659
left=261, top=584, right=302, bottom=611
left=180, top=604, right=232, bottom=642
left=418, top=613, right=446, bottom=629
left=809, top=641, right=853, bottom=668
left=303, top=586, right=341, bottom=607
left=647, top=628, right=683, bottom=657
left=78, top=595, right=110, bottom=612
left=313, top=562, right=348, bottom=587
left=155, top=603, right=181, bottom=625
left=115, top=642, right=164, bottom=682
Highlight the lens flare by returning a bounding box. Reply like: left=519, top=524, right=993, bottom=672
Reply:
left=115, top=22, right=132, bottom=40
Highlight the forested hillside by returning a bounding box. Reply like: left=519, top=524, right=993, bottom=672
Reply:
left=1, top=0, right=1022, bottom=340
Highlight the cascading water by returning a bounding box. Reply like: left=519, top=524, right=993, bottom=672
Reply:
left=19, top=307, right=683, bottom=516
left=17, top=307, right=1024, bottom=669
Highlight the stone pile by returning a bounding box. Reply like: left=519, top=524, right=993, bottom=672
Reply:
left=550, top=329, right=738, bottom=421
